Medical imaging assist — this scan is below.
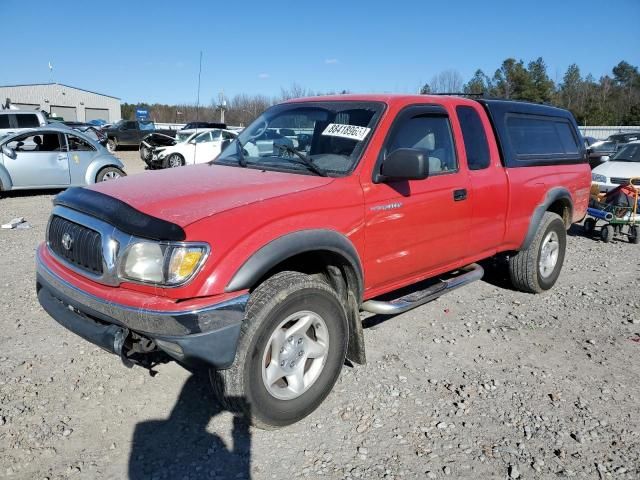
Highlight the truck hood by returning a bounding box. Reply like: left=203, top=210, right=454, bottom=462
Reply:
left=593, top=160, right=640, bottom=178
left=89, top=164, right=334, bottom=227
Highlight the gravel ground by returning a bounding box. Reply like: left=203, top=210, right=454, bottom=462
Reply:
left=1, top=151, right=639, bottom=479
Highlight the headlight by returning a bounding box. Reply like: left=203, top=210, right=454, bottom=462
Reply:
left=119, top=242, right=208, bottom=286
left=592, top=173, right=607, bottom=183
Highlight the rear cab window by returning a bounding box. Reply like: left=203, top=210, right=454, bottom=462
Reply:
left=456, top=106, right=490, bottom=170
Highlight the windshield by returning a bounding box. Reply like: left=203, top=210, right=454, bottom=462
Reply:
left=215, top=101, right=384, bottom=176
left=610, top=143, right=640, bottom=162
left=175, top=131, right=192, bottom=143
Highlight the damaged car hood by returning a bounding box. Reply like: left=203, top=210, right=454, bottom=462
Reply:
left=89, top=164, right=334, bottom=227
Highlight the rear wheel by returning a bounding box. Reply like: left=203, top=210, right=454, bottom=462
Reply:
left=96, top=167, right=126, bottom=182
left=210, top=271, right=348, bottom=429
left=583, top=217, right=596, bottom=236
left=509, top=212, right=566, bottom=293
left=163, top=153, right=184, bottom=168
left=601, top=224, right=614, bottom=243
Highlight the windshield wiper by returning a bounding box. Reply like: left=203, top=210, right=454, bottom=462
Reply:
left=277, top=144, right=328, bottom=177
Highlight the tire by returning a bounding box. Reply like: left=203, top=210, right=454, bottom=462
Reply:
left=140, top=145, right=152, bottom=161
left=163, top=153, right=184, bottom=168
left=509, top=212, right=566, bottom=293
left=107, top=138, right=117, bottom=152
left=600, top=224, right=614, bottom=243
left=583, top=217, right=596, bottom=236
left=211, top=271, right=348, bottom=429
left=96, top=167, right=126, bottom=182
left=629, top=225, right=640, bottom=244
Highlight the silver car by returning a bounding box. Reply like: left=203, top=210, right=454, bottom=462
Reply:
left=0, top=126, right=125, bottom=192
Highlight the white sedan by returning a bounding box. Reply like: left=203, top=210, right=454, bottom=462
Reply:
left=591, top=141, right=640, bottom=192
left=154, top=128, right=237, bottom=168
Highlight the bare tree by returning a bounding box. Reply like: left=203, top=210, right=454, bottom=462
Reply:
left=429, top=70, right=464, bottom=93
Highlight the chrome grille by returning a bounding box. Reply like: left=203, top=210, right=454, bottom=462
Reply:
left=48, top=215, right=103, bottom=274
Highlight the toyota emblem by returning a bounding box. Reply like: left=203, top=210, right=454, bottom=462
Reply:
left=61, top=233, right=73, bottom=251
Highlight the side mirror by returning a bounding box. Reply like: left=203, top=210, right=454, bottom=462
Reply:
left=379, top=148, right=429, bottom=182
left=2, top=145, right=16, bottom=159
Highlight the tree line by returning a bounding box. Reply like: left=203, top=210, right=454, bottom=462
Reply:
left=421, top=59, right=640, bottom=126
left=121, top=84, right=345, bottom=126
left=121, top=60, right=640, bottom=126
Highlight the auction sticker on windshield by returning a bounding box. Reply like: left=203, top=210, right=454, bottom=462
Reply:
left=322, top=123, right=371, bottom=141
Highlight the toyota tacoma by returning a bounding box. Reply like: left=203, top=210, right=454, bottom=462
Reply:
left=36, top=95, right=591, bottom=428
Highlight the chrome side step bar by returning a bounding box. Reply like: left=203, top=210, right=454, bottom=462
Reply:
left=361, top=263, right=484, bottom=315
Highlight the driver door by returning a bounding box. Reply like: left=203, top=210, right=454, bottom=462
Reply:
left=193, top=131, right=220, bottom=164
left=362, top=106, right=471, bottom=291
left=3, top=132, right=70, bottom=187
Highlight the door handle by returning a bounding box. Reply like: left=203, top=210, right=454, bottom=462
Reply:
left=453, top=188, right=467, bottom=201
left=57, top=153, right=67, bottom=161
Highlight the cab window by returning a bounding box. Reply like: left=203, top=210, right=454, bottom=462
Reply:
left=386, top=114, right=457, bottom=175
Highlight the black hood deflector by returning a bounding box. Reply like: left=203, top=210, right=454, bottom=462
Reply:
left=53, top=187, right=186, bottom=241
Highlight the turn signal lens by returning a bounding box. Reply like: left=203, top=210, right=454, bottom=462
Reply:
left=167, top=247, right=204, bottom=284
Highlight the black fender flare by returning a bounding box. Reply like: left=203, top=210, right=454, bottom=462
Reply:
left=225, top=229, right=364, bottom=300
left=520, top=187, right=573, bottom=250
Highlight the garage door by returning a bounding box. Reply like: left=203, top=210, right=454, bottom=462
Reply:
left=85, top=107, right=109, bottom=122
left=50, top=105, right=77, bottom=121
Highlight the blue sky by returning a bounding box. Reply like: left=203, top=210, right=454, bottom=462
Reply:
left=2, top=0, right=639, bottom=104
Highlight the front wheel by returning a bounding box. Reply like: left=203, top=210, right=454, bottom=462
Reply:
left=211, top=271, right=348, bottom=429
left=163, top=153, right=184, bottom=168
left=509, top=212, right=566, bottom=293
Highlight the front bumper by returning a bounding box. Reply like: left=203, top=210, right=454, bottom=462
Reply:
left=36, top=254, right=248, bottom=369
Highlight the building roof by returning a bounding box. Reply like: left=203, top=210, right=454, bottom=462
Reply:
left=0, top=83, right=120, bottom=100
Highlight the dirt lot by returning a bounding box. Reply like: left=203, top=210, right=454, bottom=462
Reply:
left=1, top=151, right=639, bottom=479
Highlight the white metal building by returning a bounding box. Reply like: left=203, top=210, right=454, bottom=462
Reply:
left=0, top=83, right=121, bottom=122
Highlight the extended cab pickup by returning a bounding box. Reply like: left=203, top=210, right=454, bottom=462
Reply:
left=36, top=95, right=591, bottom=428
left=102, top=120, right=176, bottom=152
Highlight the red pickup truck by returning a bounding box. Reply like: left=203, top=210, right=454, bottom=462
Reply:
left=36, top=94, right=591, bottom=428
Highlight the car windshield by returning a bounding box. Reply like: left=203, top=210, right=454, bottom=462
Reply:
left=215, top=101, right=384, bottom=176
left=610, top=143, right=640, bottom=162
left=175, top=131, right=192, bottom=143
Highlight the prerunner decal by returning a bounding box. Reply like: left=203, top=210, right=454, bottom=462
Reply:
left=322, top=123, right=371, bottom=141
